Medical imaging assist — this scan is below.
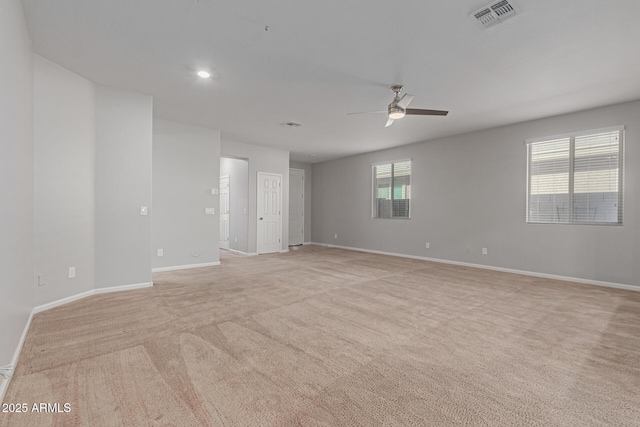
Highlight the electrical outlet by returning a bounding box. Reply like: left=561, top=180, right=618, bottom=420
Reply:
left=235, top=237, right=238, bottom=243
left=69, top=267, right=76, bottom=278
left=465, top=246, right=472, bottom=254
left=482, top=247, right=488, bottom=255
left=425, top=242, right=430, bottom=249
left=157, top=249, right=163, bottom=257
left=334, top=233, right=338, bottom=239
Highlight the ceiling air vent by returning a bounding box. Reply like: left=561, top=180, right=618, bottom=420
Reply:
left=470, top=0, right=519, bottom=29
left=491, top=0, right=515, bottom=17
left=283, top=121, right=303, bottom=128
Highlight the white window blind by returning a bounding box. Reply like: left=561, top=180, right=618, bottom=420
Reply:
left=526, top=127, right=623, bottom=224
left=372, top=160, right=411, bottom=218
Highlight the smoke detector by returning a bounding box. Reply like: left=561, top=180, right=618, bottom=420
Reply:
left=470, top=0, right=519, bottom=29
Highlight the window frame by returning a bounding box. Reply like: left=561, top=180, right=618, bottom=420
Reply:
left=371, top=159, right=412, bottom=219
left=525, top=126, right=624, bottom=226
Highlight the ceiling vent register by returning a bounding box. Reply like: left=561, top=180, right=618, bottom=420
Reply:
left=284, top=121, right=303, bottom=128
left=470, top=0, right=519, bottom=29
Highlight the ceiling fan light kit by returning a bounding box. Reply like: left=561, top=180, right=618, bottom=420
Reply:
left=388, top=106, right=405, bottom=120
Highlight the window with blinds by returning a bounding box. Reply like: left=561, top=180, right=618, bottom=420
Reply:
left=526, top=127, right=623, bottom=224
left=372, top=160, right=411, bottom=218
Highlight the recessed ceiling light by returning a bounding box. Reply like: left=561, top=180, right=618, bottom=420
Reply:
left=197, top=70, right=211, bottom=78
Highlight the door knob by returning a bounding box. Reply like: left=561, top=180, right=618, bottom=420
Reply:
left=259, top=217, right=263, bottom=220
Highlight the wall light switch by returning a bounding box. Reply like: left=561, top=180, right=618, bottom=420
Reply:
left=140, top=206, right=148, bottom=216
left=38, top=274, right=45, bottom=287
left=334, top=233, right=338, bottom=239
left=69, top=267, right=76, bottom=278
left=482, top=247, right=488, bottom=255
left=205, top=208, right=215, bottom=215
left=157, top=249, right=163, bottom=257
left=426, top=242, right=430, bottom=249
left=211, top=189, right=218, bottom=195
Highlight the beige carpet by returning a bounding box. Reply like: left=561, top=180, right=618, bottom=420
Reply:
left=2, top=245, right=640, bottom=426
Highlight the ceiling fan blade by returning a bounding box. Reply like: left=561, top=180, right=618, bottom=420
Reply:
left=397, top=93, right=414, bottom=109
left=347, top=110, right=387, bottom=115
left=405, top=108, right=449, bottom=116
left=385, top=117, right=395, bottom=127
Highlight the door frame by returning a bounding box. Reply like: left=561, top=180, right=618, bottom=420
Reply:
left=288, top=168, right=305, bottom=246
left=256, top=172, right=283, bottom=254
left=219, top=175, right=230, bottom=250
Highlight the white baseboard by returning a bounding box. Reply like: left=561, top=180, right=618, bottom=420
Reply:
left=1, top=281, right=153, bottom=403
left=0, top=306, right=35, bottom=403
left=303, top=242, right=312, bottom=245
left=225, top=249, right=258, bottom=256
left=226, top=248, right=246, bottom=255
left=280, top=249, right=290, bottom=254
left=0, top=378, right=7, bottom=404
left=319, top=243, right=639, bottom=292
left=33, top=290, right=93, bottom=315
left=93, top=282, right=153, bottom=295
left=152, top=262, right=220, bottom=273
left=33, top=282, right=153, bottom=315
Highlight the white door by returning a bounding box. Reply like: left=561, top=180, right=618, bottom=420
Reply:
left=289, top=168, right=304, bottom=246
left=257, top=172, right=282, bottom=254
left=219, top=176, right=230, bottom=250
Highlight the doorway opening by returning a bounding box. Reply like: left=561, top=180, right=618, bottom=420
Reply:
left=219, top=157, right=249, bottom=258
left=289, top=168, right=304, bottom=246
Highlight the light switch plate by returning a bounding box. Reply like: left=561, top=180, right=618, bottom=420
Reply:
left=205, top=208, right=215, bottom=215
left=140, top=206, right=148, bottom=216
left=211, top=189, right=218, bottom=195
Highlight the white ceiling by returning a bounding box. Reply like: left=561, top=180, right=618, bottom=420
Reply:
left=22, top=0, right=640, bottom=163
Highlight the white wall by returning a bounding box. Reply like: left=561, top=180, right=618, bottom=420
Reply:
left=95, top=86, right=153, bottom=288
left=33, top=55, right=95, bottom=306
left=290, top=161, right=312, bottom=244
left=312, top=100, right=640, bottom=288
left=0, top=0, right=34, bottom=370
left=152, top=119, right=220, bottom=270
left=220, top=157, right=249, bottom=254
left=221, top=141, right=290, bottom=254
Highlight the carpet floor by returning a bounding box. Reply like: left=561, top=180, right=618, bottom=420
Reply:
left=2, top=245, right=640, bottom=426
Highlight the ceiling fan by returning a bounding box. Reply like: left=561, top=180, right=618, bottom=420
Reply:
left=348, top=85, right=448, bottom=127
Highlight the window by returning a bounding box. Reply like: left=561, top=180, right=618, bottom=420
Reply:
left=526, top=127, right=623, bottom=224
left=372, top=159, right=411, bottom=218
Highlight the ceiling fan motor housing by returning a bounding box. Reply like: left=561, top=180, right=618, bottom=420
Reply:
left=388, top=85, right=406, bottom=119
